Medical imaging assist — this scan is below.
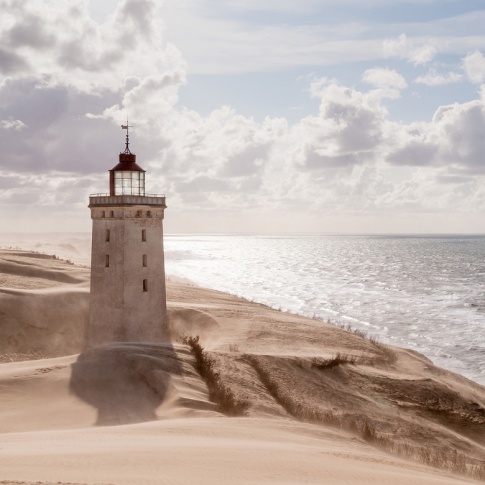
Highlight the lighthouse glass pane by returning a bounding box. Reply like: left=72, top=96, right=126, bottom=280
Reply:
left=114, top=172, right=123, bottom=194
left=138, top=172, right=145, bottom=196
left=114, top=171, right=146, bottom=196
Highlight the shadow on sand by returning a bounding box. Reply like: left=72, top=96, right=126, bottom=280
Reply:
left=69, top=341, right=182, bottom=426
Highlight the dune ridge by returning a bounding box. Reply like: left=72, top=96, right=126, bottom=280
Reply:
left=1, top=249, right=485, bottom=484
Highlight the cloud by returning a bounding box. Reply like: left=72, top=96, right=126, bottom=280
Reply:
left=463, top=50, right=485, bottom=84
left=0, top=76, right=125, bottom=173
left=430, top=101, right=485, bottom=173
left=117, top=0, right=157, bottom=38
left=162, top=1, right=389, bottom=75
left=284, top=77, right=485, bottom=218
left=1, top=0, right=485, bottom=232
left=160, top=1, right=485, bottom=76
left=383, top=34, right=436, bottom=66
left=0, top=174, right=23, bottom=189
left=151, top=107, right=287, bottom=208
left=363, top=68, right=407, bottom=90
left=0, top=0, right=181, bottom=92
left=309, top=77, right=338, bottom=98
left=301, top=150, right=362, bottom=170
left=0, top=119, right=26, bottom=130
left=98, top=68, right=186, bottom=131
left=291, top=82, right=390, bottom=173
left=0, top=0, right=187, bottom=178
left=6, top=11, right=56, bottom=49
left=386, top=140, right=438, bottom=166
left=385, top=99, right=485, bottom=175
left=0, top=47, right=29, bottom=75
left=415, top=69, right=462, bottom=86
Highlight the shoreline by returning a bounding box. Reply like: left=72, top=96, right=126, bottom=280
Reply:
left=167, top=273, right=485, bottom=388
left=1, top=232, right=484, bottom=386
left=2, top=246, right=484, bottom=387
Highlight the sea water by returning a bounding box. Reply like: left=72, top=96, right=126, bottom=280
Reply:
left=164, top=234, right=485, bottom=385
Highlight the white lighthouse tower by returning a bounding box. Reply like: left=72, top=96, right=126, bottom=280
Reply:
left=88, top=124, right=168, bottom=346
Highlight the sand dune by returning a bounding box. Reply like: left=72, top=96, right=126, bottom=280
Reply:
left=1, top=250, right=485, bottom=484
left=2, top=417, right=479, bottom=485
left=0, top=288, right=89, bottom=357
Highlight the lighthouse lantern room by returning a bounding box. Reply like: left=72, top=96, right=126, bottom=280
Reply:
left=109, top=123, right=146, bottom=196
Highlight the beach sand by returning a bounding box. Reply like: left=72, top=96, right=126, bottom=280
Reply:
left=1, top=249, right=485, bottom=485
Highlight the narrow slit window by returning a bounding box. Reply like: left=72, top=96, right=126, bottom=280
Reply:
left=105, top=254, right=110, bottom=267
left=106, top=229, right=110, bottom=242
left=142, top=229, right=146, bottom=242
left=101, top=210, right=105, bottom=218
left=143, top=279, right=148, bottom=292
left=142, top=254, right=147, bottom=267
left=110, top=210, right=114, bottom=218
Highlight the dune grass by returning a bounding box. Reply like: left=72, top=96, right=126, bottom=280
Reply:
left=182, top=335, right=249, bottom=416
left=311, top=353, right=357, bottom=370
left=246, top=354, right=485, bottom=481
left=329, top=321, right=398, bottom=364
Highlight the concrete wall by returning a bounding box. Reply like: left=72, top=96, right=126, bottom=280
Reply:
left=88, top=205, right=167, bottom=346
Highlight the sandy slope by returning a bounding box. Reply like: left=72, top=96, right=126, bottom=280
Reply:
left=1, top=250, right=485, bottom=485
left=1, top=417, right=477, bottom=485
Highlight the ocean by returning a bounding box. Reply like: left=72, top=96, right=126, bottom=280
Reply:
left=164, top=234, right=485, bottom=385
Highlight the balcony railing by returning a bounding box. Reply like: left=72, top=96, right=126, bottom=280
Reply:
left=90, top=193, right=165, bottom=197
left=89, top=194, right=166, bottom=207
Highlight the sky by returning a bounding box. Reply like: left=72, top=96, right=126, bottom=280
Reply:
left=1, top=0, right=485, bottom=234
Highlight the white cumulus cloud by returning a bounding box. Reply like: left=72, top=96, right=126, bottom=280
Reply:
left=363, top=68, right=408, bottom=90
left=383, top=34, right=436, bottom=66
left=0, top=0, right=185, bottom=92
left=463, top=50, right=485, bottom=84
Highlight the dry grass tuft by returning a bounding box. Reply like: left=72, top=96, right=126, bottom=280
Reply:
left=228, top=342, right=240, bottom=352
left=182, top=335, right=249, bottom=416
left=311, top=353, right=356, bottom=370
left=331, top=321, right=397, bottom=364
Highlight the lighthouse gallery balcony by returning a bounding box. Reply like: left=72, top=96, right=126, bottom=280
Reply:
left=89, top=194, right=166, bottom=208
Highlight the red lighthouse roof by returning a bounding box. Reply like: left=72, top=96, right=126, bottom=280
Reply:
left=109, top=122, right=145, bottom=172
left=108, top=122, right=147, bottom=196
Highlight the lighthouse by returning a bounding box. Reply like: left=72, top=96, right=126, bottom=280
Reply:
left=88, top=124, right=168, bottom=346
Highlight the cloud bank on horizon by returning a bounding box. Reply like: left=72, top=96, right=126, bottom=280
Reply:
left=1, top=0, right=485, bottom=233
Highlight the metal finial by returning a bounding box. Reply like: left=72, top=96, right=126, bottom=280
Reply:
left=121, top=119, right=132, bottom=154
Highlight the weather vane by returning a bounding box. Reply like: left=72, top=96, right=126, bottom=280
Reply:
left=121, top=118, right=132, bottom=154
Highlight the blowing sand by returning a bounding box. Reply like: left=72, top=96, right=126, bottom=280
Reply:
left=1, top=249, right=484, bottom=485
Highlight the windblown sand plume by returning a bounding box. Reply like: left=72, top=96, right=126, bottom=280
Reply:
left=1, top=249, right=485, bottom=484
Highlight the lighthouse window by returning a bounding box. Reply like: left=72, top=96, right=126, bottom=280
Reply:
left=142, top=254, right=147, bottom=267
left=143, top=279, right=148, bottom=292
left=114, top=171, right=146, bottom=196
left=106, top=229, right=110, bottom=242
left=142, top=229, right=146, bottom=242
left=105, top=255, right=110, bottom=267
